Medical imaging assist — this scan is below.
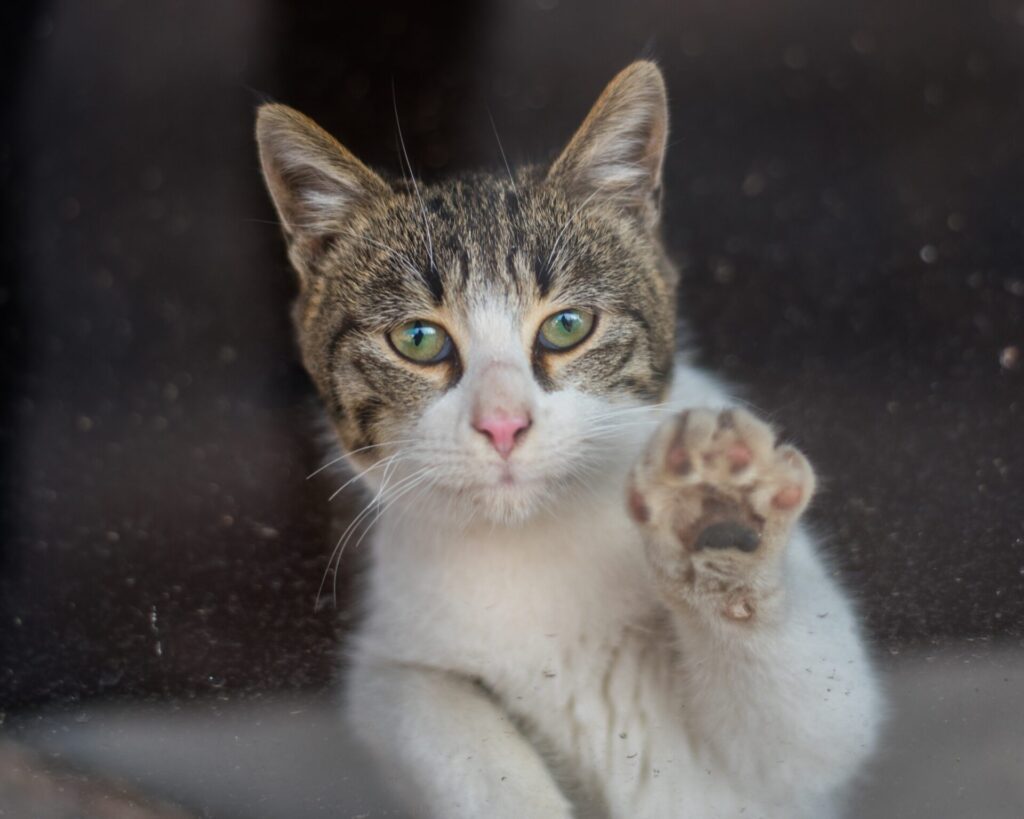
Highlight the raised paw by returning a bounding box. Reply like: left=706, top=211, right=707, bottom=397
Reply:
left=627, top=408, right=816, bottom=622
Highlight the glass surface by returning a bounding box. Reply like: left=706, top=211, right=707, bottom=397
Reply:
left=1, top=1, right=1021, bottom=817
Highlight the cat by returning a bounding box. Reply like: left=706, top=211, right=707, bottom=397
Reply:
left=255, top=61, right=883, bottom=819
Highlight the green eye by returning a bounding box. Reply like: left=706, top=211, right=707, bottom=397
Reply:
left=388, top=320, right=452, bottom=364
left=538, top=308, right=595, bottom=351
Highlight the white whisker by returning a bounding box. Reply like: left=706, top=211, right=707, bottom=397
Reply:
left=487, top=105, right=517, bottom=195
left=306, top=438, right=417, bottom=480
left=392, top=81, right=436, bottom=272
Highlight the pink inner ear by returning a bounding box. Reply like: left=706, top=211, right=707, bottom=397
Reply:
left=474, top=414, right=531, bottom=459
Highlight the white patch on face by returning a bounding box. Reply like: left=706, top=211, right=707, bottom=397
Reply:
left=383, top=301, right=656, bottom=525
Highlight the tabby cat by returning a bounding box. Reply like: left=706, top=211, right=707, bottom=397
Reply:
left=256, top=61, right=882, bottom=818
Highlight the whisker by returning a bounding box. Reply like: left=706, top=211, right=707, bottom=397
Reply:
left=317, top=462, right=433, bottom=609
left=544, top=185, right=637, bottom=275
left=486, top=104, right=517, bottom=195
left=316, top=457, right=406, bottom=609
left=328, top=465, right=437, bottom=604
left=586, top=402, right=674, bottom=423
left=306, top=439, right=417, bottom=480
left=392, top=80, right=436, bottom=272
left=328, top=452, right=408, bottom=501
left=331, top=227, right=422, bottom=278
left=348, top=467, right=440, bottom=554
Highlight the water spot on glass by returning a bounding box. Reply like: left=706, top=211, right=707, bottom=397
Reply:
left=963, top=54, right=987, bottom=82
left=850, top=30, right=875, bottom=55
left=783, top=45, right=808, bottom=70
left=680, top=32, right=704, bottom=59
left=713, top=259, right=735, bottom=284
left=742, top=172, right=766, bottom=197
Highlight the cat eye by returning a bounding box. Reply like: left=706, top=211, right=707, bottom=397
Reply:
left=537, top=308, right=596, bottom=351
left=388, top=320, right=453, bottom=364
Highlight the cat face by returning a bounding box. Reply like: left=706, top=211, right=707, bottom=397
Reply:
left=257, top=62, right=677, bottom=523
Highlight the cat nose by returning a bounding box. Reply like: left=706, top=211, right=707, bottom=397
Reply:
left=473, top=412, right=532, bottom=459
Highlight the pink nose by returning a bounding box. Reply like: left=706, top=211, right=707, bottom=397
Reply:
left=473, top=413, right=531, bottom=459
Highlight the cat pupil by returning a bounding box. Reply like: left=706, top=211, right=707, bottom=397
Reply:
left=411, top=322, right=424, bottom=347
left=560, top=314, right=575, bottom=333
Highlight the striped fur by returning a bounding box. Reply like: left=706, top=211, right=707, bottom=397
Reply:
left=256, top=62, right=676, bottom=461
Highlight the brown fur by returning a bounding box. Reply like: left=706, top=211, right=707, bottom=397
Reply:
left=256, top=62, right=677, bottom=457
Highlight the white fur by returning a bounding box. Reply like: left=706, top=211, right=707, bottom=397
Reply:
left=342, top=342, right=882, bottom=817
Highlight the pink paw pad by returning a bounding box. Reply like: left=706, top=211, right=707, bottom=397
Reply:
left=666, top=446, right=691, bottom=473
left=771, top=485, right=803, bottom=510
left=726, top=443, right=753, bottom=470
left=628, top=488, right=650, bottom=523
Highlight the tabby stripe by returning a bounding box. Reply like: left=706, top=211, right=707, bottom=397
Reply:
left=534, top=255, right=552, bottom=297
left=326, top=318, right=362, bottom=418
left=353, top=398, right=384, bottom=439
left=622, top=306, right=652, bottom=337
left=609, top=376, right=660, bottom=401
left=505, top=246, right=523, bottom=295
left=603, top=337, right=638, bottom=373
left=504, top=189, right=520, bottom=218
left=421, top=259, right=445, bottom=304
left=458, top=245, right=470, bottom=287
left=329, top=318, right=360, bottom=365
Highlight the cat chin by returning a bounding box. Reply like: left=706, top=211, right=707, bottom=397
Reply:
left=480, top=487, right=552, bottom=525
left=462, top=483, right=549, bottom=526
left=419, top=474, right=567, bottom=527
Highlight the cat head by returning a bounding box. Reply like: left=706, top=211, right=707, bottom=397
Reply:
left=256, top=61, right=677, bottom=524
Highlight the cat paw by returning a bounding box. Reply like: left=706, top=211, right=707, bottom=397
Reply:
left=627, top=408, right=816, bottom=622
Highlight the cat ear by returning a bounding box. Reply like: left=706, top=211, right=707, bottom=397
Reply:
left=548, top=61, right=668, bottom=225
left=255, top=103, right=388, bottom=244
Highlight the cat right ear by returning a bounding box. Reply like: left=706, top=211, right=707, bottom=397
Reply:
left=255, top=104, right=388, bottom=250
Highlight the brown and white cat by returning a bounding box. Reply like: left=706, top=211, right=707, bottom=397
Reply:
left=256, top=61, right=882, bottom=818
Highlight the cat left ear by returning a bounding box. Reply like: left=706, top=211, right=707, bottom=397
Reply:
left=255, top=103, right=388, bottom=249
left=548, top=61, right=669, bottom=227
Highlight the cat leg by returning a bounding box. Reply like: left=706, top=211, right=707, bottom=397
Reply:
left=627, top=409, right=882, bottom=813
left=346, top=659, right=574, bottom=819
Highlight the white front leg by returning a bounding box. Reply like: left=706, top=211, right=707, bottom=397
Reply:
left=628, top=408, right=883, bottom=814
left=346, top=658, right=574, bottom=819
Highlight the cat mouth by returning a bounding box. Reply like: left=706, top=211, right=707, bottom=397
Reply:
left=492, top=463, right=539, bottom=491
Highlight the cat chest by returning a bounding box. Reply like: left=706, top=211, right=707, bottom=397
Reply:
left=369, top=508, right=655, bottom=668
left=491, top=616, right=685, bottom=810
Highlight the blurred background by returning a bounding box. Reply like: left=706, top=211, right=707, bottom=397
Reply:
left=0, top=0, right=1022, bottom=816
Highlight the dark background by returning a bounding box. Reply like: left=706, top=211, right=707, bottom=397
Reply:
left=1, top=0, right=1022, bottom=713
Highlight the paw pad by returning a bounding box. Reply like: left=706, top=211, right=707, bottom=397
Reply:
left=628, top=408, right=817, bottom=614
left=693, top=521, right=761, bottom=553
left=725, top=443, right=753, bottom=471
left=628, top=487, right=650, bottom=524
left=771, top=485, right=803, bottom=510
